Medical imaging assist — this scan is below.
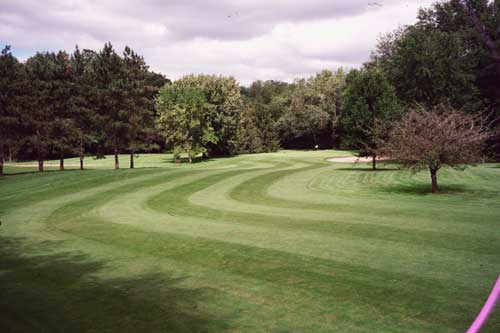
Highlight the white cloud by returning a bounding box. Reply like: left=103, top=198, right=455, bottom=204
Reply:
left=0, top=0, right=434, bottom=85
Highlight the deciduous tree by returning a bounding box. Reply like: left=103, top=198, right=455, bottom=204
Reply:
left=340, top=67, right=400, bottom=169
left=382, top=105, right=491, bottom=193
left=156, top=85, right=217, bottom=163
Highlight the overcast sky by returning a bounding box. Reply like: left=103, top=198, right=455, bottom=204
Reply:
left=0, top=0, right=435, bottom=85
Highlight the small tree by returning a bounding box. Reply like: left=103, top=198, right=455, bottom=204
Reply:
left=382, top=105, right=491, bottom=193
left=156, top=85, right=217, bottom=163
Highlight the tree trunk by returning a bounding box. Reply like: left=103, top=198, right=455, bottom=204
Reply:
left=114, top=149, right=119, bottom=170
left=430, top=168, right=439, bottom=193
left=0, top=145, right=4, bottom=176
left=38, top=159, right=44, bottom=172
left=79, top=137, right=84, bottom=170
left=7, top=145, right=12, bottom=162
left=372, top=155, right=377, bottom=170
left=130, top=153, right=134, bottom=169
left=59, top=153, right=64, bottom=171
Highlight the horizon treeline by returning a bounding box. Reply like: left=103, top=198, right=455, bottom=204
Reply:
left=0, top=0, right=499, bottom=175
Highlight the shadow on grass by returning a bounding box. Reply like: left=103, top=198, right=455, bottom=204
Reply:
left=2, top=166, right=163, bottom=177
left=162, top=155, right=237, bottom=165
left=3, top=168, right=87, bottom=177
left=377, top=183, right=468, bottom=195
left=336, top=167, right=401, bottom=172
left=0, top=236, right=231, bottom=333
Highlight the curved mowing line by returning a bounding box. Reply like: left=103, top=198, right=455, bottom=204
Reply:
left=79, top=167, right=500, bottom=286
left=467, top=275, right=500, bottom=333
left=2, top=169, right=180, bottom=235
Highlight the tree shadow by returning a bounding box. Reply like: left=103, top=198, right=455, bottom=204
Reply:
left=2, top=167, right=163, bottom=177
left=377, top=183, right=468, bottom=195
left=0, top=236, right=231, bottom=333
left=336, top=167, right=401, bottom=172
left=162, top=155, right=237, bottom=165
left=2, top=168, right=86, bottom=177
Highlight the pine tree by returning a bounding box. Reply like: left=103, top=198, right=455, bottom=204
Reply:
left=0, top=46, right=23, bottom=176
left=51, top=51, right=76, bottom=171
left=93, top=43, right=128, bottom=169
left=24, top=52, right=58, bottom=172
left=70, top=47, right=99, bottom=170
left=122, top=46, right=159, bottom=168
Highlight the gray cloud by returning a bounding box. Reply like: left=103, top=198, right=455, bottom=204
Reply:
left=0, top=0, right=433, bottom=85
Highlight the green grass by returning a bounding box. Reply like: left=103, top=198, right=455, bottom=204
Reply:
left=1, top=150, right=499, bottom=332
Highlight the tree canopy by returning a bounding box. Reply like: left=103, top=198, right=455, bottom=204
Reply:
left=340, top=67, right=400, bottom=169
left=156, top=85, right=217, bottom=163
left=382, top=105, right=491, bottom=192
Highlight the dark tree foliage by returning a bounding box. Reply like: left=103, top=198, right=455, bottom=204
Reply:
left=24, top=52, right=60, bottom=172
left=278, top=70, right=345, bottom=149
left=92, top=43, right=130, bottom=169
left=340, top=67, right=401, bottom=170
left=382, top=105, right=491, bottom=193
left=50, top=51, right=76, bottom=171
left=373, top=0, right=500, bottom=156
left=70, top=47, right=99, bottom=170
left=0, top=46, right=23, bottom=176
left=239, top=80, right=289, bottom=153
left=122, top=46, right=160, bottom=168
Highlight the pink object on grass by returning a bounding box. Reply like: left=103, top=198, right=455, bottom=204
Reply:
left=467, top=275, right=500, bottom=333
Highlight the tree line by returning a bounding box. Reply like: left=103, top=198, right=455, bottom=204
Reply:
left=0, top=0, right=498, bottom=192
left=0, top=43, right=169, bottom=173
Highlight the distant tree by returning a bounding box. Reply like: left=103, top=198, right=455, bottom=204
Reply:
left=279, top=79, right=331, bottom=148
left=175, top=75, right=242, bottom=156
left=0, top=46, right=23, bottom=176
left=240, top=80, right=290, bottom=152
left=70, top=46, right=99, bottom=170
left=122, top=46, right=158, bottom=168
left=382, top=105, right=491, bottom=193
left=93, top=43, right=128, bottom=169
left=307, top=69, right=346, bottom=144
left=373, top=0, right=500, bottom=155
left=340, top=67, right=400, bottom=170
left=237, top=104, right=265, bottom=153
left=276, top=70, right=345, bottom=149
left=51, top=51, right=76, bottom=171
left=24, top=52, right=58, bottom=172
left=155, top=85, right=217, bottom=163
left=373, top=24, right=480, bottom=112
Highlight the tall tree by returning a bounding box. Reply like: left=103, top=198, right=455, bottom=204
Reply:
left=156, top=85, right=217, bottom=163
left=122, top=46, right=160, bottom=168
left=240, top=80, right=290, bottom=152
left=275, top=70, right=345, bottom=149
left=0, top=46, right=23, bottom=176
left=374, top=0, right=500, bottom=155
left=340, top=67, right=400, bottom=170
left=382, top=105, right=491, bottom=193
left=51, top=51, right=76, bottom=171
left=175, top=75, right=243, bottom=156
left=373, top=24, right=480, bottom=111
left=93, top=43, right=128, bottom=169
left=24, top=52, right=58, bottom=172
left=70, top=47, right=98, bottom=170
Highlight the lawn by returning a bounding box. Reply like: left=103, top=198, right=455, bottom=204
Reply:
left=0, top=150, right=499, bottom=332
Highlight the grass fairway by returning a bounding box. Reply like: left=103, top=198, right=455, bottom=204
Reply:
left=1, top=150, right=499, bottom=332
